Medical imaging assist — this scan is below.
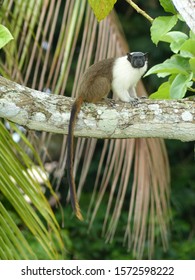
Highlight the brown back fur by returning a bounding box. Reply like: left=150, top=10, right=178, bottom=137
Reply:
left=78, top=58, right=114, bottom=102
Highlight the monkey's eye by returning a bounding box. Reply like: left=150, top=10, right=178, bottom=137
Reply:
left=134, top=56, right=142, bottom=60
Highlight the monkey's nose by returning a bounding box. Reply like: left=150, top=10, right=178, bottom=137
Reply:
left=135, top=60, right=144, bottom=68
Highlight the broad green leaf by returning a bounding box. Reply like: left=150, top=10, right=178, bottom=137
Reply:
left=150, top=82, right=171, bottom=99
left=0, top=24, right=13, bottom=49
left=151, top=15, right=178, bottom=45
left=180, top=39, right=195, bottom=57
left=88, top=0, right=117, bottom=21
left=161, top=31, right=188, bottom=44
left=161, top=31, right=188, bottom=53
left=190, top=31, right=195, bottom=39
left=170, top=73, right=193, bottom=99
left=159, top=0, right=176, bottom=14
left=145, top=55, right=190, bottom=77
left=170, top=40, right=187, bottom=54
left=189, top=57, right=195, bottom=77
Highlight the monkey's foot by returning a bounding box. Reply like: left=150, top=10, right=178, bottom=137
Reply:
left=129, top=97, right=139, bottom=106
left=105, top=98, right=116, bottom=107
left=140, top=96, right=147, bottom=99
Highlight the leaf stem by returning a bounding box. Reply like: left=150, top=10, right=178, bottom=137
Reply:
left=188, top=87, right=195, bottom=92
left=125, top=0, right=153, bottom=23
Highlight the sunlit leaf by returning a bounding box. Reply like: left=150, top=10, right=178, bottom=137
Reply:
left=150, top=82, right=171, bottom=99
left=151, top=15, right=178, bottom=45
left=180, top=39, right=195, bottom=57
left=159, top=0, right=177, bottom=14
left=161, top=31, right=188, bottom=44
left=170, top=74, right=192, bottom=99
left=0, top=24, right=13, bottom=49
left=88, top=0, right=117, bottom=21
left=170, top=73, right=193, bottom=99
left=146, top=55, right=190, bottom=76
left=161, top=31, right=188, bottom=53
left=189, top=57, right=195, bottom=77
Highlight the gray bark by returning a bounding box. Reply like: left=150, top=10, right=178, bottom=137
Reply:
left=172, top=0, right=195, bottom=33
left=0, top=76, right=195, bottom=141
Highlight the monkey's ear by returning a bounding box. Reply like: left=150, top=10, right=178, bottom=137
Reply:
left=127, top=52, right=132, bottom=62
left=144, top=53, right=149, bottom=60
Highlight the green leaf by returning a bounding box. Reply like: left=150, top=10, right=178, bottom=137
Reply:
left=145, top=55, right=190, bottom=77
left=161, top=31, right=188, bottom=44
left=161, top=31, right=188, bottom=53
left=189, top=31, right=195, bottom=39
left=170, top=73, right=193, bottom=99
left=159, top=0, right=177, bottom=14
left=0, top=24, right=13, bottom=49
left=170, top=40, right=187, bottom=54
left=150, top=82, right=171, bottom=99
left=151, top=15, right=178, bottom=45
left=88, top=0, right=117, bottom=21
left=180, top=39, right=195, bottom=57
left=189, top=57, right=195, bottom=77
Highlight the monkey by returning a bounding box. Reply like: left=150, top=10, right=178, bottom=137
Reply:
left=66, top=52, right=148, bottom=220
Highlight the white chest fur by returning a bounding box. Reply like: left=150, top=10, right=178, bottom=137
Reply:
left=111, top=55, right=147, bottom=102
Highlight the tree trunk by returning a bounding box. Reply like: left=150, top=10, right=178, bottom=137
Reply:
left=172, top=0, right=195, bottom=33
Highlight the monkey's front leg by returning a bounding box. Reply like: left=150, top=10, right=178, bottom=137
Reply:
left=129, top=87, right=147, bottom=100
left=129, top=87, right=138, bottom=99
left=113, top=89, right=138, bottom=104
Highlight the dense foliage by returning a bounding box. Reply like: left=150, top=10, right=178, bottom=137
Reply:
left=146, top=0, right=195, bottom=99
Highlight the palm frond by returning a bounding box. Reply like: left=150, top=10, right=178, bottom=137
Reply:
left=0, top=122, right=64, bottom=259
left=0, top=202, right=36, bottom=259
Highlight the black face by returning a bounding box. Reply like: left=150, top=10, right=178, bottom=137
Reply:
left=127, top=52, right=148, bottom=68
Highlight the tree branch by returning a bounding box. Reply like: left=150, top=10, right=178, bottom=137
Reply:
left=0, top=76, right=195, bottom=141
left=125, top=0, right=153, bottom=23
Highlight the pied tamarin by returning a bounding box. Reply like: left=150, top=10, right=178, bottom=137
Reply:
left=66, top=52, right=148, bottom=220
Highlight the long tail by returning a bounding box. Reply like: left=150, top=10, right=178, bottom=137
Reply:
left=66, top=96, right=83, bottom=220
